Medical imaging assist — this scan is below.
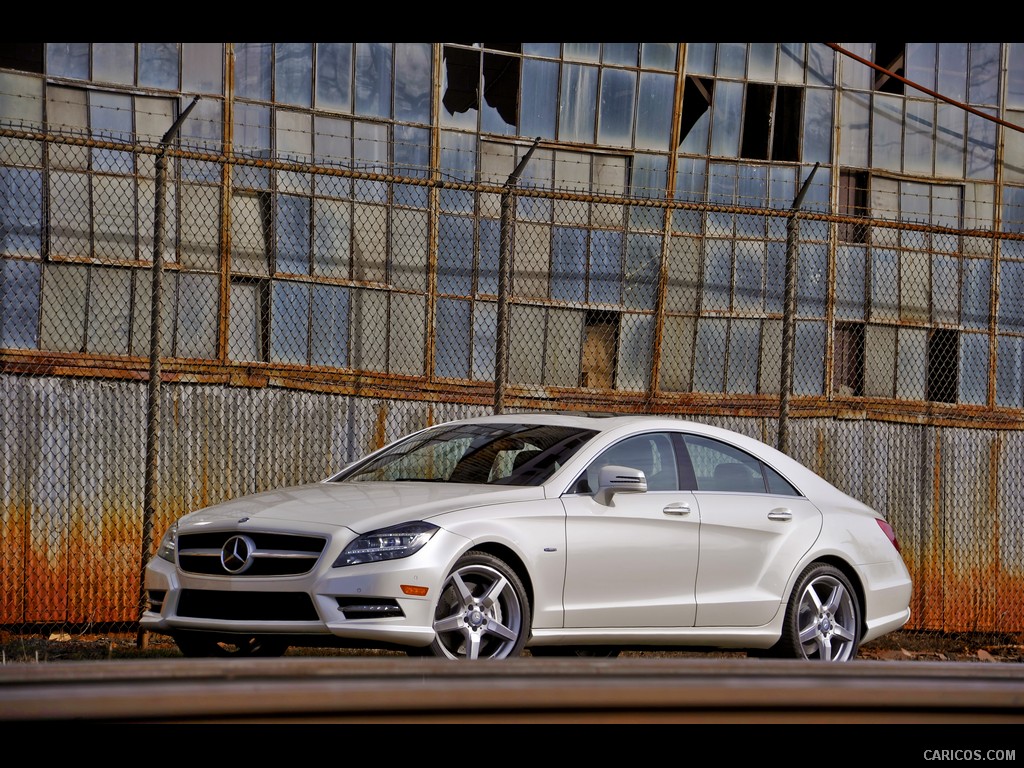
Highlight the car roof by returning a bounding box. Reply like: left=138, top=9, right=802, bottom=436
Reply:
left=445, top=411, right=727, bottom=439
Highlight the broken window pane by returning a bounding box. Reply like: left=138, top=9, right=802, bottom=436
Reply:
left=927, top=328, right=958, bottom=403
left=579, top=309, right=615, bottom=388
left=833, top=322, right=865, bottom=397
left=481, top=45, right=519, bottom=135
left=678, top=76, right=713, bottom=153
left=441, top=46, right=479, bottom=130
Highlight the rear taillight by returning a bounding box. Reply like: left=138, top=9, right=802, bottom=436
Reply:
left=876, top=518, right=901, bottom=553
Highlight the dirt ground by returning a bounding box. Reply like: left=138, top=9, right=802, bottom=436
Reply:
left=1, top=628, right=1022, bottom=664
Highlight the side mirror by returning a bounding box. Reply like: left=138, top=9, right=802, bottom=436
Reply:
left=594, top=464, right=648, bottom=505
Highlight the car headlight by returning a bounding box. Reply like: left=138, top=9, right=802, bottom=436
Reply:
left=334, top=522, right=439, bottom=567
left=156, top=522, right=178, bottom=563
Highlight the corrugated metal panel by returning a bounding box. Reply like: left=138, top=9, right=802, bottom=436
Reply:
left=3, top=375, right=1024, bottom=632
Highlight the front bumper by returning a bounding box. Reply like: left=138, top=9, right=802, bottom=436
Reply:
left=141, top=528, right=470, bottom=649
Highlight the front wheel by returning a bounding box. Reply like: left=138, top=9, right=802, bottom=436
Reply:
left=416, top=551, right=531, bottom=660
left=773, top=563, right=861, bottom=661
left=173, top=633, right=289, bottom=658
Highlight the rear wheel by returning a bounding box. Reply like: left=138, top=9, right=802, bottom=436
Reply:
left=415, top=551, right=530, bottom=660
left=773, top=563, right=861, bottom=661
left=173, top=633, right=289, bottom=658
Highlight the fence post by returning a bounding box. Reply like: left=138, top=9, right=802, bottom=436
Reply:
left=777, top=162, right=819, bottom=456
left=138, top=96, right=200, bottom=648
left=494, top=137, right=541, bottom=414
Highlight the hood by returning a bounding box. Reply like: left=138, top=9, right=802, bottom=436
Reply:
left=176, top=480, right=545, bottom=534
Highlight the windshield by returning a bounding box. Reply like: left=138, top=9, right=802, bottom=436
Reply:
left=334, top=423, right=597, bottom=486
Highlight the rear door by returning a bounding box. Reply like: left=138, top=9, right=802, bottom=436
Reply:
left=682, top=433, right=822, bottom=627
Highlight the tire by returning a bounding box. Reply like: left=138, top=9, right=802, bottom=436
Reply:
left=773, top=563, right=861, bottom=661
left=173, top=633, right=289, bottom=658
left=417, top=551, right=531, bottom=660
left=530, top=646, right=620, bottom=658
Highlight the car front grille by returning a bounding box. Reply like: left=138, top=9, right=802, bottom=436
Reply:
left=177, top=589, right=320, bottom=621
left=177, top=531, right=327, bottom=576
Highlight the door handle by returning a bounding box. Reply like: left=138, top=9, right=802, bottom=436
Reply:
left=768, top=507, right=793, bottom=521
left=663, top=502, right=691, bottom=516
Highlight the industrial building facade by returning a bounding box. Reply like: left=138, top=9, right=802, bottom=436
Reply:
left=1, top=42, right=1023, bottom=634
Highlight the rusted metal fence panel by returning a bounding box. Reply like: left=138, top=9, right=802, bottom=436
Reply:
left=1, top=127, right=1023, bottom=639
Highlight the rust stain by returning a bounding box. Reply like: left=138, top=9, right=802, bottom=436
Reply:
left=920, top=431, right=945, bottom=630
left=3, top=489, right=1024, bottom=631
left=373, top=402, right=389, bottom=452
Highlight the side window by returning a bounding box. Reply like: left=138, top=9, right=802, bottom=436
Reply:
left=682, top=434, right=768, bottom=493
left=764, top=464, right=801, bottom=496
left=580, top=432, right=679, bottom=493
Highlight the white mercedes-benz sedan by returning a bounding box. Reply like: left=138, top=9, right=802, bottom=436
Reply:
left=142, top=412, right=912, bottom=661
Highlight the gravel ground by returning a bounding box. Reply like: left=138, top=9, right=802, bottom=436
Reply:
left=2, top=629, right=1022, bottom=664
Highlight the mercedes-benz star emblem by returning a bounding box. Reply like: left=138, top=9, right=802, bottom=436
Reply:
left=221, top=534, right=256, bottom=574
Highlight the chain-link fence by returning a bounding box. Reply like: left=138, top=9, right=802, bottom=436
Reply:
left=2, top=126, right=1023, bottom=642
